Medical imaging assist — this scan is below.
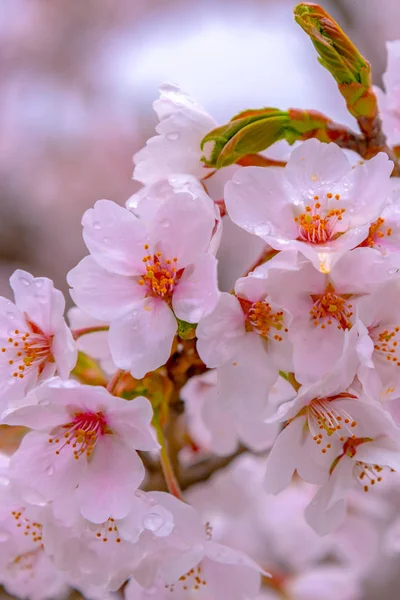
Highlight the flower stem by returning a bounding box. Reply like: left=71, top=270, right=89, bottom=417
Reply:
left=72, top=325, right=109, bottom=341
left=153, top=412, right=184, bottom=501
left=106, top=369, right=126, bottom=395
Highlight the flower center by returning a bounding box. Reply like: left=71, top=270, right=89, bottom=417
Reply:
left=164, top=564, right=207, bottom=594
left=294, top=193, right=345, bottom=244
left=94, top=517, right=121, bottom=544
left=372, top=325, right=400, bottom=368
left=361, top=217, right=392, bottom=248
left=239, top=298, right=288, bottom=340
left=355, top=461, right=392, bottom=492
left=1, top=322, right=52, bottom=380
left=310, top=283, right=353, bottom=330
left=139, top=245, right=180, bottom=299
left=308, top=395, right=357, bottom=453
left=11, top=509, right=43, bottom=544
left=48, top=411, right=110, bottom=460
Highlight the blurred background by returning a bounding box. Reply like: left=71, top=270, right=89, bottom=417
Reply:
left=1, top=0, right=400, bottom=299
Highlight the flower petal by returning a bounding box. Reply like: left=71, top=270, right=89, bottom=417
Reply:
left=109, top=297, right=176, bottom=378
left=172, top=254, right=219, bottom=323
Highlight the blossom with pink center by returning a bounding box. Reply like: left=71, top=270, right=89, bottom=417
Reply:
left=304, top=405, right=400, bottom=535
left=225, top=139, right=393, bottom=273
left=0, top=486, right=69, bottom=600
left=3, top=380, right=159, bottom=524
left=67, top=187, right=220, bottom=378
left=133, top=84, right=217, bottom=185
left=196, top=269, right=293, bottom=418
left=264, top=329, right=361, bottom=494
left=374, top=41, right=400, bottom=146
left=43, top=490, right=175, bottom=592
left=181, top=370, right=293, bottom=457
left=358, top=202, right=400, bottom=256
left=0, top=270, right=77, bottom=411
left=262, top=247, right=391, bottom=384
left=356, top=278, right=400, bottom=401
left=126, top=492, right=265, bottom=600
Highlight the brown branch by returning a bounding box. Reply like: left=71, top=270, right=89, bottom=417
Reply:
left=143, top=445, right=248, bottom=493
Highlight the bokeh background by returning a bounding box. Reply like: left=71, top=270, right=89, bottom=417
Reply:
left=1, top=0, right=399, bottom=299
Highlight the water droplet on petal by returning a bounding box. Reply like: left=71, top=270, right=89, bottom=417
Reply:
left=144, top=586, right=158, bottom=596
left=45, top=465, right=55, bottom=476
left=160, top=219, right=170, bottom=228
left=19, top=277, right=31, bottom=287
left=5, top=312, right=15, bottom=320
left=36, top=295, right=47, bottom=305
left=23, top=489, right=47, bottom=506
left=388, top=267, right=399, bottom=275
left=143, top=512, right=165, bottom=533
left=103, top=237, right=109, bottom=244
left=166, top=131, right=180, bottom=141
left=0, top=530, right=10, bottom=542
left=93, top=221, right=102, bottom=230
left=34, top=279, right=44, bottom=289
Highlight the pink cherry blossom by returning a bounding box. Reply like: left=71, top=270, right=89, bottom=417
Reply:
left=262, top=247, right=391, bottom=384
left=264, top=328, right=361, bottom=494
left=43, top=490, right=174, bottom=592
left=0, top=486, right=69, bottom=600
left=374, top=41, right=400, bottom=146
left=357, top=278, right=400, bottom=401
left=305, top=404, right=400, bottom=534
left=3, top=380, right=158, bottom=523
left=68, top=189, right=219, bottom=378
left=0, top=270, right=77, bottom=411
left=196, top=268, right=293, bottom=418
left=225, top=139, right=393, bottom=272
left=133, top=84, right=217, bottom=185
left=127, top=492, right=264, bottom=600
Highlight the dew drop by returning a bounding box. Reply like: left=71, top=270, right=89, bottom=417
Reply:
left=93, top=221, right=102, bottom=230
left=103, top=237, right=109, bottom=244
left=5, top=312, right=15, bottom=320
left=19, top=277, right=31, bottom=287
left=0, top=529, right=10, bottom=542
left=45, top=465, right=55, bottom=476
left=166, top=131, right=180, bottom=141
left=388, top=267, right=399, bottom=275
left=143, top=512, right=165, bottom=533
left=160, top=219, right=170, bottom=229
left=36, top=295, right=47, bottom=305
left=23, top=489, right=46, bottom=506
left=34, top=279, right=44, bottom=289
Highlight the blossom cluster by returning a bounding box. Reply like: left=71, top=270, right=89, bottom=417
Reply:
left=2, top=34, right=400, bottom=600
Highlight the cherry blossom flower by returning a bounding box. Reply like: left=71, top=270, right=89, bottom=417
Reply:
left=225, top=139, right=393, bottom=273
left=356, top=278, right=400, bottom=401
left=374, top=41, right=400, bottom=147
left=0, top=486, right=69, bottom=600
left=43, top=490, right=174, bottom=592
left=3, top=380, right=158, bottom=523
left=262, top=247, right=391, bottom=384
left=359, top=202, right=400, bottom=256
left=67, top=190, right=219, bottom=378
left=127, top=492, right=265, bottom=600
left=0, top=270, right=77, bottom=411
left=196, top=268, right=293, bottom=417
left=264, top=328, right=361, bottom=494
left=305, top=404, right=400, bottom=535
left=133, top=84, right=217, bottom=185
